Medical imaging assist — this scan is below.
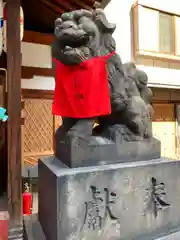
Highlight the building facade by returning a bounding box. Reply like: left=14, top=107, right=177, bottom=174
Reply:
left=20, top=35, right=56, bottom=165
left=104, top=0, right=180, bottom=159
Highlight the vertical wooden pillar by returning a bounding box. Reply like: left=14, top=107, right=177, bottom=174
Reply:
left=7, top=0, right=22, bottom=224
left=21, top=94, right=25, bottom=167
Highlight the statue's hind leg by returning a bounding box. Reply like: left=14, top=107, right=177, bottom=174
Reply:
left=54, top=117, right=77, bottom=153
left=55, top=117, right=95, bottom=148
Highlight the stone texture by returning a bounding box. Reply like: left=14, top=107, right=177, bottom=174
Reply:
left=23, top=215, right=180, bottom=240
left=38, top=157, right=180, bottom=240
left=55, top=133, right=161, bottom=167
left=157, top=231, right=180, bottom=240
left=24, top=215, right=46, bottom=240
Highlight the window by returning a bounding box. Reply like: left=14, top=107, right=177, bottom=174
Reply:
left=175, top=16, right=180, bottom=56
left=132, top=4, right=180, bottom=59
left=159, top=13, right=173, bottom=54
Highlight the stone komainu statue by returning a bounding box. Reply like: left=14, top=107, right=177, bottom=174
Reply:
left=52, top=8, right=156, bottom=149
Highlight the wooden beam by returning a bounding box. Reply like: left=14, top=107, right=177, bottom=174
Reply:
left=83, top=0, right=95, bottom=3
left=55, top=0, right=75, bottom=11
left=69, top=0, right=92, bottom=10
left=7, top=0, right=22, bottom=224
left=21, top=66, right=54, bottom=78
left=23, top=31, right=53, bottom=45
left=22, top=89, right=54, bottom=99
left=41, top=0, right=64, bottom=14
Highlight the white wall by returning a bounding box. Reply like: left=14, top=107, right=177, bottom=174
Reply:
left=21, top=76, right=55, bottom=90
left=104, top=0, right=180, bottom=89
left=22, top=42, right=52, bottom=68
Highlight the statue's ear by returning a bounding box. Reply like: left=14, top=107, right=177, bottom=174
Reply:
left=93, top=8, right=116, bottom=34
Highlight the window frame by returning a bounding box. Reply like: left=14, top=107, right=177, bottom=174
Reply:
left=131, top=2, right=180, bottom=62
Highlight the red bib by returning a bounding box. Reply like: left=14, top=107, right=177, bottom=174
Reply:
left=53, top=52, right=115, bottom=118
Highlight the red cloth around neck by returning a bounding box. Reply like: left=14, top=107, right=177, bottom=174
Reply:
left=53, top=52, right=115, bottom=118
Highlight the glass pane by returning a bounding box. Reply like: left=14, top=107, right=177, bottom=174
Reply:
left=159, top=13, right=173, bottom=54
left=138, top=6, right=159, bottom=52
left=175, top=16, right=180, bottom=56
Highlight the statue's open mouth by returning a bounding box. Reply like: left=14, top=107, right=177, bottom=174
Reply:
left=55, top=27, right=90, bottom=50
left=54, top=31, right=91, bottom=64
left=62, top=35, right=89, bottom=49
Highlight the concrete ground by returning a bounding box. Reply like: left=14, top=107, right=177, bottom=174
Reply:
left=0, top=197, right=8, bottom=239
left=157, top=232, right=180, bottom=240
left=0, top=197, right=24, bottom=240
left=24, top=212, right=180, bottom=240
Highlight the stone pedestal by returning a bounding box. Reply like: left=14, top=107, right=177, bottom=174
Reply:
left=55, top=131, right=161, bottom=167
left=38, top=157, right=180, bottom=240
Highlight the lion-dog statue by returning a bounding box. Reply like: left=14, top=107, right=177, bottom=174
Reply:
left=52, top=9, right=160, bottom=165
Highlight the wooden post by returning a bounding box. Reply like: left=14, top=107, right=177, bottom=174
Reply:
left=7, top=0, right=22, bottom=224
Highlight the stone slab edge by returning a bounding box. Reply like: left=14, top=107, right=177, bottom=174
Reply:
left=23, top=214, right=180, bottom=240
left=157, top=231, right=180, bottom=240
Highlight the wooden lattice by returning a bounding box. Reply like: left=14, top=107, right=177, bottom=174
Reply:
left=23, top=99, right=54, bottom=157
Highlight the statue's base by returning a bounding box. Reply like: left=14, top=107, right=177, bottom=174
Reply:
left=55, top=134, right=161, bottom=167
left=23, top=216, right=180, bottom=240
left=36, top=157, right=180, bottom=240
